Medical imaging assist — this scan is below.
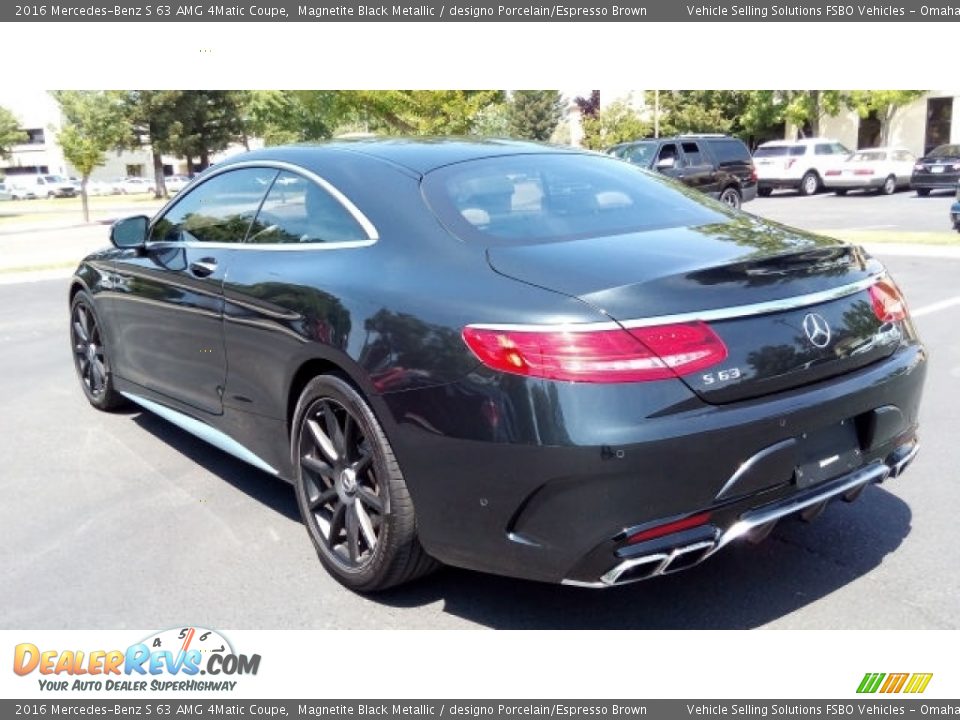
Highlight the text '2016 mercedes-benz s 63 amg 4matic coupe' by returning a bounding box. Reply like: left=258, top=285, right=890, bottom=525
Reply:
left=68, top=139, right=926, bottom=591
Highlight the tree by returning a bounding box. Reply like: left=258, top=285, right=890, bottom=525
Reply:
left=580, top=98, right=649, bottom=150
left=0, top=106, right=27, bottom=160
left=166, top=91, right=246, bottom=174
left=123, top=91, right=185, bottom=198
left=51, top=91, right=128, bottom=222
left=781, top=91, right=847, bottom=137
left=846, top=91, right=926, bottom=146
left=507, top=91, right=565, bottom=141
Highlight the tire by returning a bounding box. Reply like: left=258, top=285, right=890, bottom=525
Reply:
left=758, top=187, right=773, bottom=197
left=881, top=176, right=897, bottom=195
left=69, top=291, right=127, bottom=411
left=292, top=374, right=438, bottom=592
left=799, top=171, right=820, bottom=196
left=834, top=189, right=848, bottom=196
left=916, top=188, right=930, bottom=197
left=718, top=187, right=742, bottom=210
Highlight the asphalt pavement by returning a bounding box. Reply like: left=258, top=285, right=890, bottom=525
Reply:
left=1, top=251, right=958, bottom=629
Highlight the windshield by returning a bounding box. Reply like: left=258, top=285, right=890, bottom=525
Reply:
left=43, top=175, right=64, bottom=183
left=423, top=153, right=729, bottom=245
left=929, top=144, right=960, bottom=158
left=754, top=145, right=805, bottom=158
left=851, top=151, right=886, bottom=162
left=618, top=142, right=657, bottom=166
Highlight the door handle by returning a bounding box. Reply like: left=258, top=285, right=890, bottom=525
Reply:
left=189, top=258, right=218, bottom=277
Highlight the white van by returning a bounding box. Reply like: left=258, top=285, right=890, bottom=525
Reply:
left=6, top=174, right=78, bottom=199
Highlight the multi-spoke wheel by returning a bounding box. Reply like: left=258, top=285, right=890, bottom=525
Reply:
left=718, top=187, right=741, bottom=210
left=292, top=374, right=437, bottom=591
left=70, top=291, right=125, bottom=410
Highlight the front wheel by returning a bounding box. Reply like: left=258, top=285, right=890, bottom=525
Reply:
left=70, top=291, right=127, bottom=411
left=916, top=188, right=930, bottom=197
left=881, top=175, right=897, bottom=195
left=718, top=187, right=742, bottom=209
left=799, top=171, right=820, bottom=196
left=292, top=374, right=438, bottom=592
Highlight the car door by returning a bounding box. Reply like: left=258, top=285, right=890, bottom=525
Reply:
left=679, top=140, right=719, bottom=196
left=107, top=166, right=278, bottom=415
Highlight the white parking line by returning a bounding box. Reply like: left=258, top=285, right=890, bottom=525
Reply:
left=912, top=296, right=960, bottom=318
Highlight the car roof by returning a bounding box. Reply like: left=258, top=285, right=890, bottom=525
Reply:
left=221, top=137, right=591, bottom=176
left=759, top=138, right=839, bottom=146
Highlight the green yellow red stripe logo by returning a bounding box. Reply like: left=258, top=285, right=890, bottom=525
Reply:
left=857, top=673, right=933, bottom=694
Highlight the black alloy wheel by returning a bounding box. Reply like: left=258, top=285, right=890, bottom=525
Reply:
left=70, top=292, right=125, bottom=410
left=292, top=375, right=437, bottom=591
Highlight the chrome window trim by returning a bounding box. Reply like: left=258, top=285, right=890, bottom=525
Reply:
left=467, top=273, right=884, bottom=333
left=147, top=159, right=379, bottom=250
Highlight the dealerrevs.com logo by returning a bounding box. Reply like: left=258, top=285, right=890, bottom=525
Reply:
left=857, top=673, right=933, bottom=694
left=13, top=627, right=261, bottom=692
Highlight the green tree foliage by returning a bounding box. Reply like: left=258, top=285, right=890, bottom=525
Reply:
left=51, top=91, right=128, bottom=222
left=507, top=90, right=565, bottom=141
left=165, top=91, right=246, bottom=173
left=846, top=90, right=926, bottom=145
left=0, top=106, right=27, bottom=160
left=580, top=99, right=650, bottom=150
left=122, top=90, right=186, bottom=198
left=781, top=90, right=847, bottom=137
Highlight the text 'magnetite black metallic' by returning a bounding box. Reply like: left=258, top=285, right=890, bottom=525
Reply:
left=68, top=139, right=926, bottom=591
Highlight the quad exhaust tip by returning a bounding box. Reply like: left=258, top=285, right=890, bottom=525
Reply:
left=564, top=442, right=918, bottom=588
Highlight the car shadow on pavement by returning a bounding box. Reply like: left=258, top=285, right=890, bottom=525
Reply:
left=375, top=486, right=912, bottom=629
left=126, top=409, right=912, bottom=629
left=130, top=411, right=301, bottom=523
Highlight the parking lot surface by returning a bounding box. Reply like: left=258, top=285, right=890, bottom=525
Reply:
left=1, top=241, right=958, bottom=629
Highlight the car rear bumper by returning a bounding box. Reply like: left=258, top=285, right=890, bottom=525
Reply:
left=951, top=201, right=960, bottom=229
left=381, top=341, right=927, bottom=584
left=911, top=174, right=959, bottom=190
left=757, top=178, right=801, bottom=191
left=823, top=176, right=885, bottom=189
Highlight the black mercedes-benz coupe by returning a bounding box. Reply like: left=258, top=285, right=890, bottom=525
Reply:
left=69, top=139, right=926, bottom=591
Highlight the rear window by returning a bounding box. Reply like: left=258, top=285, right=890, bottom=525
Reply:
left=851, top=151, right=887, bottom=162
left=929, top=144, right=960, bottom=158
left=754, top=145, right=805, bottom=158
left=709, top=138, right=751, bottom=165
left=422, top=153, right=728, bottom=245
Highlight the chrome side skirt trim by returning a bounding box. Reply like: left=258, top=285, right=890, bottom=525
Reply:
left=470, top=274, right=884, bottom=333
left=120, top=392, right=279, bottom=476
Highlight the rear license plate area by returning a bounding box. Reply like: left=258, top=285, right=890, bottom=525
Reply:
left=795, top=420, right=862, bottom=489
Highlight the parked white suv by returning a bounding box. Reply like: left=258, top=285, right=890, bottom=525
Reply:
left=753, top=138, right=852, bottom=196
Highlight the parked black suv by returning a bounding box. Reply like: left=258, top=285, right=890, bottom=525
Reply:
left=609, top=135, right=758, bottom=209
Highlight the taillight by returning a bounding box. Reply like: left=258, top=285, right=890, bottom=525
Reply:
left=869, top=278, right=908, bottom=323
left=854, top=169, right=875, bottom=176
left=461, top=322, right=728, bottom=383
left=914, top=163, right=924, bottom=171
left=825, top=169, right=841, bottom=176
left=749, top=164, right=758, bottom=182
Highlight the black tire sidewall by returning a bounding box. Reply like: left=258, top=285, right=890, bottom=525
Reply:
left=70, top=291, right=122, bottom=410
left=291, top=374, right=401, bottom=591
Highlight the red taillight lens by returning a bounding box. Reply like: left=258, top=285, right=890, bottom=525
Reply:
left=854, top=168, right=875, bottom=176
left=461, top=322, right=728, bottom=384
left=625, top=511, right=712, bottom=545
left=825, top=169, right=841, bottom=176
left=749, top=164, right=758, bottom=182
left=869, top=278, right=908, bottom=323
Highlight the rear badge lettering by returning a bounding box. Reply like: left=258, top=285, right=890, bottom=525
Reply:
left=702, top=367, right=742, bottom=385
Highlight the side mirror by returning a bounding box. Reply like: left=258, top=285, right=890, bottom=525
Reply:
left=110, top=215, right=149, bottom=249
left=655, top=156, right=676, bottom=171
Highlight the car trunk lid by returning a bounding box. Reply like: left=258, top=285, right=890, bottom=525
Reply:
left=486, top=217, right=898, bottom=403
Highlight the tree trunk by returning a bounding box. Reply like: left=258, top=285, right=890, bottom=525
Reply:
left=186, top=157, right=194, bottom=176
left=152, top=150, right=166, bottom=199
left=200, top=149, right=210, bottom=170
left=81, top=176, right=90, bottom=223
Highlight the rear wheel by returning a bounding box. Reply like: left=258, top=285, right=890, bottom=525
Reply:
left=799, top=171, right=820, bottom=196
left=881, top=175, right=897, bottom=195
left=718, top=187, right=742, bottom=209
left=292, top=374, right=437, bottom=592
left=916, top=188, right=930, bottom=197
left=70, top=291, right=126, bottom=411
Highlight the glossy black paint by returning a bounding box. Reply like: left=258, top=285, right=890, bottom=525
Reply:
left=911, top=144, right=960, bottom=192
left=71, top=139, right=927, bottom=585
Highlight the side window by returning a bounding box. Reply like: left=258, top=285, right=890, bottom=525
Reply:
left=656, top=143, right=680, bottom=166
left=681, top=141, right=705, bottom=166
left=789, top=146, right=806, bottom=157
left=149, top=167, right=277, bottom=244
left=832, top=143, right=851, bottom=156
left=815, top=144, right=833, bottom=155
left=246, top=171, right=368, bottom=244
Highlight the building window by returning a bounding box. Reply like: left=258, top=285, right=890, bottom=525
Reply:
left=125, top=165, right=144, bottom=177
left=24, top=129, right=45, bottom=145
left=924, top=98, right=953, bottom=154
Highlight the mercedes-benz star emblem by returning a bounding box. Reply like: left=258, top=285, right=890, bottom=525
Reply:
left=803, top=313, right=832, bottom=348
